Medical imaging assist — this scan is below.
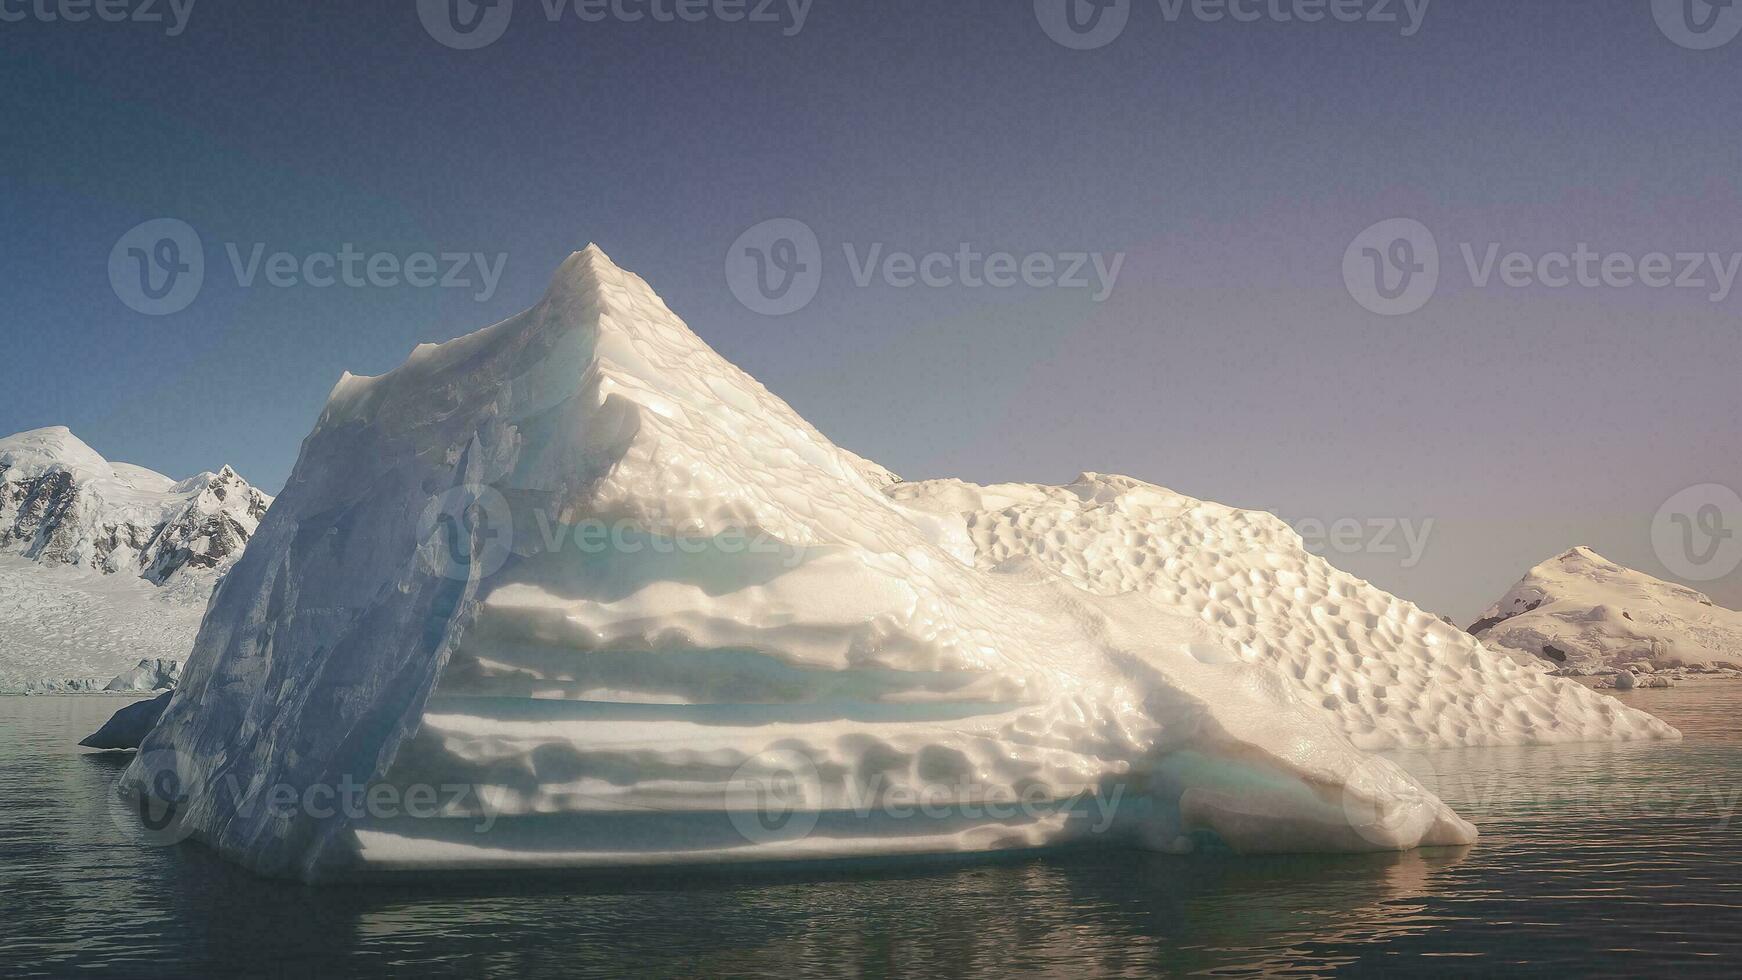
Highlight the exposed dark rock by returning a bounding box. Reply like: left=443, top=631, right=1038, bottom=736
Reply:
left=79, top=691, right=173, bottom=750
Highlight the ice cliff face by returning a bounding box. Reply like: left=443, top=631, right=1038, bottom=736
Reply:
left=126, top=247, right=1675, bottom=881
left=0, top=428, right=271, bottom=584
left=1471, top=547, right=1742, bottom=675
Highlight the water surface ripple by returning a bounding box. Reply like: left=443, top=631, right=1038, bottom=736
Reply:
left=3, top=684, right=1739, bottom=976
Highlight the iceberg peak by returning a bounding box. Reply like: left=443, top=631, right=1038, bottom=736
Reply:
left=540, top=243, right=615, bottom=304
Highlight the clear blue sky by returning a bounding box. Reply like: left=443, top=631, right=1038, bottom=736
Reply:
left=2, top=0, right=1739, bottom=621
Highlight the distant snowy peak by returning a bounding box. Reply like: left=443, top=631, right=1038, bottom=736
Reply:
left=0, top=426, right=273, bottom=584
left=141, top=465, right=273, bottom=583
left=1470, top=546, right=1742, bottom=674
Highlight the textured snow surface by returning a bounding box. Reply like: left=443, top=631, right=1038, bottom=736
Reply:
left=1471, top=547, right=1742, bottom=674
left=128, top=247, right=1675, bottom=881
left=890, top=481, right=1673, bottom=750
left=0, top=554, right=205, bottom=692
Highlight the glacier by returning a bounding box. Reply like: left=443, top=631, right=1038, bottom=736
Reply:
left=124, top=246, right=1677, bottom=881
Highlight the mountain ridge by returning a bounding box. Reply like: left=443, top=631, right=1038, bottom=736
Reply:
left=1470, top=546, right=1742, bottom=676
left=0, top=426, right=272, bottom=584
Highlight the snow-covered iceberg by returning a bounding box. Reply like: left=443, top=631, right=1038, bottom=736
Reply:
left=124, top=247, right=1676, bottom=881
left=1471, top=546, right=1742, bottom=676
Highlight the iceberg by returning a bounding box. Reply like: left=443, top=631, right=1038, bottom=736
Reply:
left=124, top=247, right=1676, bottom=881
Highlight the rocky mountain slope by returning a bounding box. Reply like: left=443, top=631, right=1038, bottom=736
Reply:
left=1, top=427, right=270, bottom=583
left=0, top=427, right=273, bottom=691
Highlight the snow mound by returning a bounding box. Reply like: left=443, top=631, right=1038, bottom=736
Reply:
left=102, top=658, right=182, bottom=692
left=126, top=247, right=1672, bottom=881
left=1470, top=547, right=1742, bottom=675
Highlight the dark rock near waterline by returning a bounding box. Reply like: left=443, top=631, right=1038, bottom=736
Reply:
left=79, top=691, right=173, bottom=750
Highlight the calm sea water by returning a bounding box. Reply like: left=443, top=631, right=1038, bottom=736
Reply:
left=4, top=684, right=1741, bottom=978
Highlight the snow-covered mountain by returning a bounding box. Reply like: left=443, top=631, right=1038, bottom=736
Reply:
left=126, top=247, right=1673, bottom=882
left=1, top=427, right=271, bottom=583
left=1470, top=546, right=1742, bottom=675
left=0, top=427, right=273, bottom=692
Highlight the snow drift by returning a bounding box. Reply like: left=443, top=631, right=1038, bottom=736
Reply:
left=1471, top=546, right=1742, bottom=675
left=125, top=247, right=1675, bottom=881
